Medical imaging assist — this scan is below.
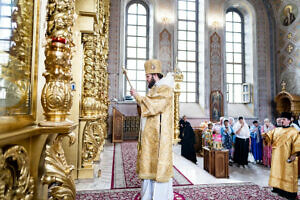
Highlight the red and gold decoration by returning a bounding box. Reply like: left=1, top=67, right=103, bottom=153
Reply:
left=40, top=0, right=75, bottom=126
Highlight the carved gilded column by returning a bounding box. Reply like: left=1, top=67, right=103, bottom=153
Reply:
left=77, top=0, right=110, bottom=179
left=42, top=133, right=76, bottom=199
left=79, top=34, right=101, bottom=178
left=0, top=145, right=34, bottom=199
left=40, top=0, right=75, bottom=126
left=101, top=0, right=110, bottom=139
left=173, top=68, right=183, bottom=144
left=82, top=33, right=99, bottom=117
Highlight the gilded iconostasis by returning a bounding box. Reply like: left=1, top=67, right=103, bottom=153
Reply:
left=0, top=0, right=299, bottom=199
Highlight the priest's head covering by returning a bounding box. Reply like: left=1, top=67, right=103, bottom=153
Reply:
left=280, top=112, right=292, bottom=120
left=144, top=59, right=162, bottom=75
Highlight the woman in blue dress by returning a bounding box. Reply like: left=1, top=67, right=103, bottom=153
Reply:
left=250, top=120, right=263, bottom=164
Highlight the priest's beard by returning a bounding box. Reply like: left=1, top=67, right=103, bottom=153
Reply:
left=148, top=77, right=156, bottom=89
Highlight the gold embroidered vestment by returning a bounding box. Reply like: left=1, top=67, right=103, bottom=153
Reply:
left=135, top=84, right=174, bottom=183
left=265, top=127, right=300, bottom=193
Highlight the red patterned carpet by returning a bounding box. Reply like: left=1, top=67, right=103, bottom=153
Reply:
left=111, top=142, right=192, bottom=189
left=77, top=182, right=295, bottom=200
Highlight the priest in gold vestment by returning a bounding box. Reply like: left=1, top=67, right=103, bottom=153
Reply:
left=263, top=112, right=300, bottom=200
left=130, top=59, right=174, bottom=200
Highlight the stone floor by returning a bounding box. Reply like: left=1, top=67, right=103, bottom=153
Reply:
left=173, top=145, right=270, bottom=186
left=75, top=142, right=114, bottom=191
left=76, top=140, right=299, bottom=191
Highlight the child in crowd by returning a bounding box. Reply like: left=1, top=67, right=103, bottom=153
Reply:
left=203, top=122, right=213, bottom=147
left=212, top=130, right=222, bottom=150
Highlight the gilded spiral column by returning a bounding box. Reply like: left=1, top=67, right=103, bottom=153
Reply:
left=80, top=33, right=102, bottom=176
left=173, top=68, right=183, bottom=144
left=101, top=0, right=110, bottom=139
left=40, top=0, right=75, bottom=126
left=78, top=0, right=110, bottom=179
left=82, top=33, right=99, bottom=117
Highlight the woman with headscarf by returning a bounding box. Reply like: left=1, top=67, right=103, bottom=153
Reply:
left=261, top=118, right=274, bottom=167
left=250, top=120, right=263, bottom=164
left=181, top=121, right=197, bottom=164
left=228, top=117, right=236, bottom=159
left=179, top=115, right=188, bottom=144
left=221, top=119, right=235, bottom=164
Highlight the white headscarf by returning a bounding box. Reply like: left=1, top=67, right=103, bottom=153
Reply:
left=228, top=117, right=235, bottom=126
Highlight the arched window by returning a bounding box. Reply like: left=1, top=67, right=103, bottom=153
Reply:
left=225, top=9, right=245, bottom=103
left=125, top=1, right=149, bottom=97
left=177, top=0, right=198, bottom=103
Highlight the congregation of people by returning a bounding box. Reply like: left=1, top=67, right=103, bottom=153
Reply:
left=179, top=113, right=299, bottom=200
left=179, top=114, right=300, bottom=168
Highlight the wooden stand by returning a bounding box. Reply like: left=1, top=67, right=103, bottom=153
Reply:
left=112, top=108, right=124, bottom=142
left=193, top=128, right=203, bottom=154
left=203, top=147, right=229, bottom=178
left=112, top=106, right=140, bottom=142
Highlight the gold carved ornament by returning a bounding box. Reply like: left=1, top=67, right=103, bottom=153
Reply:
left=103, top=0, right=111, bottom=138
left=0, top=145, right=34, bottom=199
left=92, top=0, right=110, bottom=138
left=173, top=65, right=183, bottom=144
left=40, top=0, right=75, bottom=125
left=82, top=33, right=99, bottom=117
left=82, top=121, right=101, bottom=166
left=80, top=0, right=111, bottom=168
left=42, top=133, right=76, bottom=200
left=94, top=121, right=105, bottom=151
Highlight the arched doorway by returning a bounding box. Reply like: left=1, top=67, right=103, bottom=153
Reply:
left=275, top=91, right=300, bottom=117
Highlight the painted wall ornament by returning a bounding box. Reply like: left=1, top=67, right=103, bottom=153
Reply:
left=286, top=43, right=294, bottom=54
left=159, top=29, right=172, bottom=74
left=210, top=32, right=222, bottom=92
left=281, top=4, right=298, bottom=26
